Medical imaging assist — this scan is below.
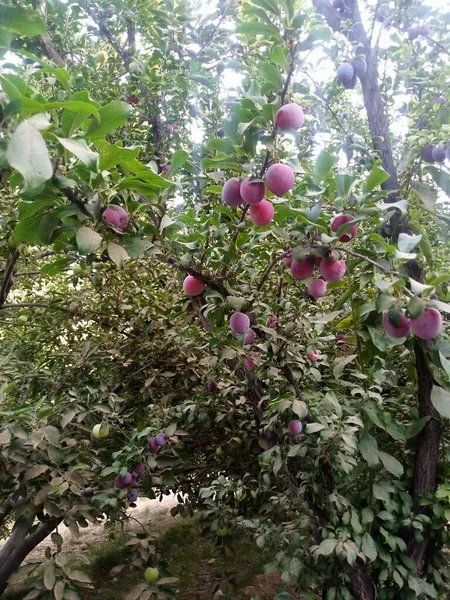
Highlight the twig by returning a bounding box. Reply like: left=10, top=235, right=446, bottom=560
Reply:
left=0, top=251, right=19, bottom=307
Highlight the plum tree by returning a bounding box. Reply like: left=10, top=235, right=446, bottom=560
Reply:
left=291, top=256, right=314, bottom=280
left=308, top=279, right=327, bottom=298
left=288, top=420, right=303, bottom=435
left=319, top=256, right=346, bottom=282
left=249, top=199, right=274, bottom=226
left=410, top=307, right=443, bottom=340
left=240, top=177, right=265, bottom=204
left=103, top=205, right=129, bottom=230
left=230, top=312, right=250, bottom=333
left=1, top=0, right=450, bottom=598
left=276, top=103, right=304, bottom=130
left=222, top=177, right=243, bottom=206
left=265, top=163, right=295, bottom=196
left=183, top=275, right=205, bottom=296
left=382, top=311, right=411, bottom=339
left=331, top=214, right=358, bottom=242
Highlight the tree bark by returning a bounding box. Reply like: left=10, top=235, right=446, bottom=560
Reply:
left=0, top=517, right=62, bottom=596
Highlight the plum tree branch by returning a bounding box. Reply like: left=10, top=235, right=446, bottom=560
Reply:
left=0, top=251, right=19, bottom=308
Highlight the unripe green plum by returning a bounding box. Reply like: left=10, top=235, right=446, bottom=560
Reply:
left=95, top=51, right=107, bottom=65
left=92, top=423, right=110, bottom=439
left=240, top=178, right=265, bottom=205
left=265, top=164, right=295, bottom=196
left=144, top=567, right=159, bottom=584
left=276, top=103, right=304, bottom=130
left=410, top=307, right=443, bottom=340
left=129, top=61, right=139, bottom=73
left=216, top=527, right=229, bottom=537
left=320, top=257, right=346, bottom=282
left=18, top=315, right=28, bottom=324
left=291, top=257, right=314, bottom=280
left=216, top=446, right=224, bottom=456
left=222, top=177, right=243, bottom=206
left=249, top=200, right=274, bottom=226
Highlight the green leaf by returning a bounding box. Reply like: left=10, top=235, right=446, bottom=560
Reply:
left=364, top=166, right=391, bottom=192
left=270, top=46, right=289, bottom=69
left=397, top=233, right=422, bottom=253
left=333, top=354, right=358, bottom=378
left=201, top=157, right=241, bottom=171
left=0, top=5, right=47, bottom=36
left=314, top=538, right=337, bottom=556
left=43, top=564, right=55, bottom=590
left=314, top=150, right=337, bottom=180
left=359, top=434, right=380, bottom=466
left=411, top=181, right=438, bottom=208
left=6, top=119, right=53, bottom=192
left=96, top=140, right=140, bottom=171
left=372, top=482, right=390, bottom=503
left=170, top=149, right=189, bottom=174
left=121, top=236, right=153, bottom=258
left=431, top=386, right=450, bottom=419
left=57, top=137, right=98, bottom=170
left=76, top=227, right=103, bottom=254
left=4, top=97, right=45, bottom=119
left=236, top=21, right=281, bottom=40
left=406, top=416, right=430, bottom=439
left=107, top=242, right=129, bottom=268
left=118, top=171, right=173, bottom=192
left=378, top=451, right=403, bottom=477
left=207, top=138, right=236, bottom=154
left=257, top=61, right=283, bottom=90
left=85, top=101, right=132, bottom=140
left=361, top=533, right=377, bottom=562
left=428, top=166, right=450, bottom=198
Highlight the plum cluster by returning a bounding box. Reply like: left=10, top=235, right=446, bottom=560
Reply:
left=114, top=462, right=145, bottom=503
left=407, top=24, right=430, bottom=41
left=383, top=307, right=443, bottom=341
left=221, top=103, right=305, bottom=225
left=148, top=432, right=167, bottom=453
left=421, top=144, right=450, bottom=164
left=336, top=57, right=367, bottom=89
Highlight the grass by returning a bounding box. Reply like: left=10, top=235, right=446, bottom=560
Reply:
left=4, top=518, right=275, bottom=600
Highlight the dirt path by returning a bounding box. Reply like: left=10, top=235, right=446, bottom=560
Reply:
left=0, top=494, right=179, bottom=565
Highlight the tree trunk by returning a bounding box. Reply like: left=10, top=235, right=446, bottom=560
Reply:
left=0, top=517, right=62, bottom=596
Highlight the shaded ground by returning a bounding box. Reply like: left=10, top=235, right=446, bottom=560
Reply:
left=2, top=496, right=302, bottom=600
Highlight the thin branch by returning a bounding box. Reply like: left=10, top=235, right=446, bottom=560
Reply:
left=0, top=251, right=19, bottom=307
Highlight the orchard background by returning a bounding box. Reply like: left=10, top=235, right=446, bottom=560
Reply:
left=1, top=0, right=450, bottom=598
